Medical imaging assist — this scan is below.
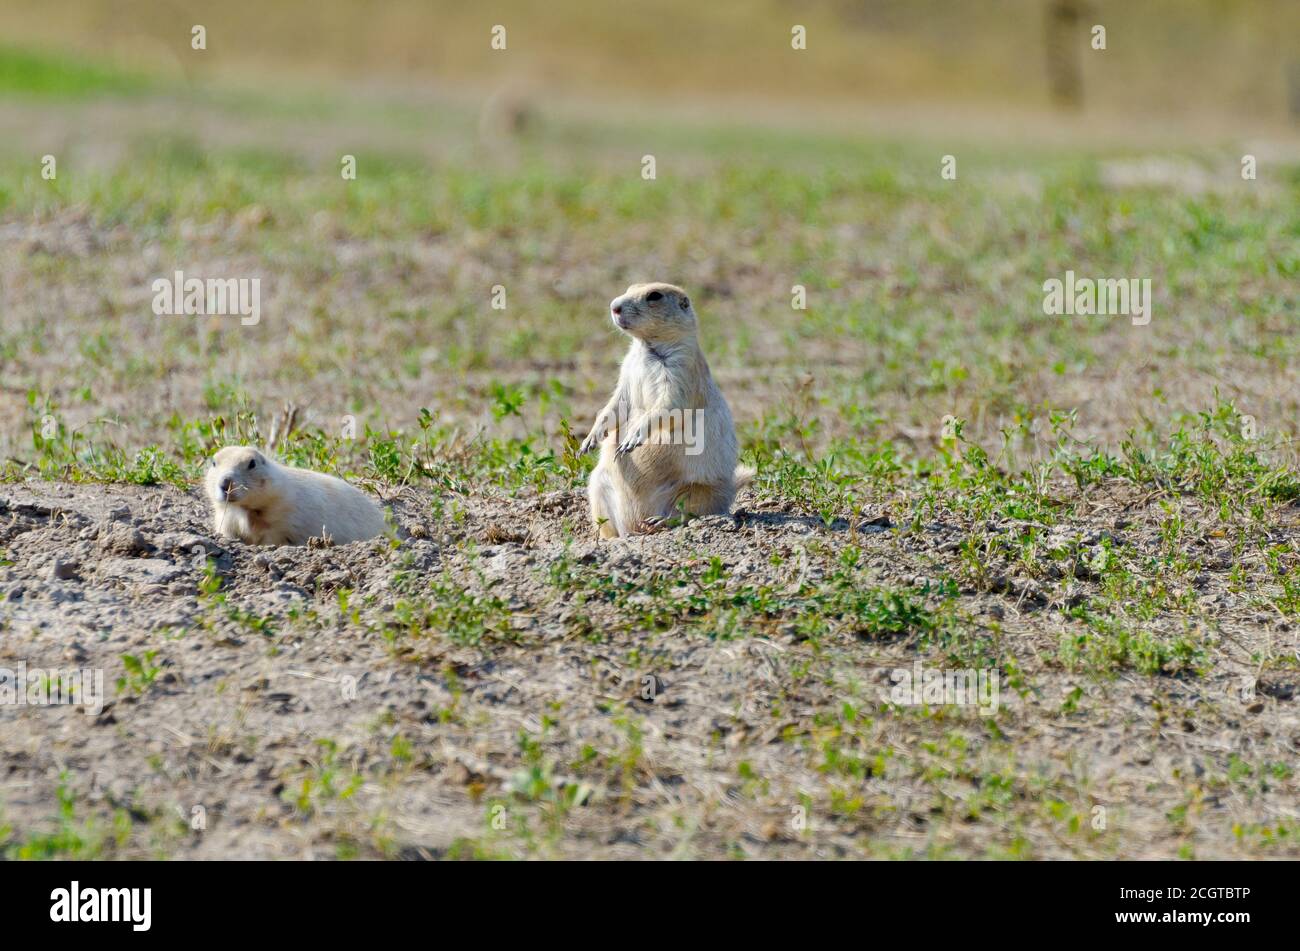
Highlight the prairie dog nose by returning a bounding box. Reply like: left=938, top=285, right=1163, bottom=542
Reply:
left=219, top=477, right=233, bottom=493
left=610, top=299, right=623, bottom=315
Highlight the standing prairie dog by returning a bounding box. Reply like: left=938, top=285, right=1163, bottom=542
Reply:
left=203, top=446, right=386, bottom=546
left=580, top=282, right=753, bottom=538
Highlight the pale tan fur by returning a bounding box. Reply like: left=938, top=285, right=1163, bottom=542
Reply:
left=203, top=446, right=387, bottom=546
left=581, top=283, right=753, bottom=538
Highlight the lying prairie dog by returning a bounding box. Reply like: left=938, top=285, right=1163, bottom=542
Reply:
left=203, top=446, right=386, bottom=546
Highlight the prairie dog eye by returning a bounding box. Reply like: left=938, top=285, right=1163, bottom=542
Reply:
left=247, top=459, right=256, bottom=470
left=646, top=290, right=663, bottom=302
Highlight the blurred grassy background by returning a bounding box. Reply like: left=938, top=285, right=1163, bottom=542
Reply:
left=0, top=0, right=1297, bottom=131
left=0, top=0, right=1296, bottom=474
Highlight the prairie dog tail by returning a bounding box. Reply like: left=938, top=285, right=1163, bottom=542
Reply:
left=733, top=465, right=756, bottom=492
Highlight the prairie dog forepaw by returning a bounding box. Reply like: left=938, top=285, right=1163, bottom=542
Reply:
left=616, top=430, right=645, bottom=456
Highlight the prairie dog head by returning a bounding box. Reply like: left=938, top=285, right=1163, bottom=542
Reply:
left=610, top=282, right=697, bottom=346
left=205, top=446, right=275, bottom=508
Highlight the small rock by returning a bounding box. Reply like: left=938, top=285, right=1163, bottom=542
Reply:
left=99, top=557, right=185, bottom=585
left=1257, top=680, right=1296, bottom=701
left=155, top=532, right=217, bottom=555
left=98, top=524, right=150, bottom=556
left=269, top=583, right=309, bottom=604
left=48, top=558, right=81, bottom=581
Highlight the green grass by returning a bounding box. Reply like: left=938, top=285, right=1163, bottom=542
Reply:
left=0, top=45, right=152, bottom=98
left=3, top=773, right=132, bottom=860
